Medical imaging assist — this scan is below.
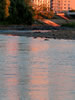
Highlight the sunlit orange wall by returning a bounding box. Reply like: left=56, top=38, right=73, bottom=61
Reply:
left=71, top=0, right=75, bottom=10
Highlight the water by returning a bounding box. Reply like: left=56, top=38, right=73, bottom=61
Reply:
left=0, top=34, right=75, bottom=100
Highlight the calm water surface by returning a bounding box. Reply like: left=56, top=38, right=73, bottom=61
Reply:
left=0, top=35, right=75, bottom=100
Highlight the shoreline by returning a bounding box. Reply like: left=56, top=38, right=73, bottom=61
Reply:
left=0, top=25, right=75, bottom=40
left=0, top=24, right=75, bottom=30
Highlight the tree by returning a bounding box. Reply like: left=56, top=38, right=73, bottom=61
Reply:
left=0, top=0, right=6, bottom=21
left=33, top=4, right=54, bottom=20
left=24, top=0, right=30, bottom=4
left=5, top=0, right=10, bottom=17
left=8, top=0, right=34, bottom=24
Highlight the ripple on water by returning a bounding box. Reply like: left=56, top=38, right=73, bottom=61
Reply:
left=0, top=35, right=75, bottom=100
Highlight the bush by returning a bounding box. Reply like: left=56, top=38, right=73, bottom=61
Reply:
left=39, top=10, right=54, bottom=19
left=33, top=5, right=54, bottom=20
left=34, top=10, right=54, bottom=19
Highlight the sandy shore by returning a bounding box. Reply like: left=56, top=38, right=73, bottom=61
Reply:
left=0, top=25, right=75, bottom=40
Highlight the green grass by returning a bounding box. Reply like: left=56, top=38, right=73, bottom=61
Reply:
left=62, top=22, right=75, bottom=27
left=0, top=21, right=11, bottom=25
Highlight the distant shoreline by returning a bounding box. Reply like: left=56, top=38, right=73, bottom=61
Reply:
left=0, top=25, right=75, bottom=40
left=0, top=24, right=75, bottom=30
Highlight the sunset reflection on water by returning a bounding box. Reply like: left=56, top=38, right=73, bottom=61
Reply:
left=4, top=36, right=19, bottom=100
left=0, top=36, right=75, bottom=100
left=29, top=38, right=49, bottom=100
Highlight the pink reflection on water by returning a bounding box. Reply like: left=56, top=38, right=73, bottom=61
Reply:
left=31, top=38, right=49, bottom=53
left=29, top=39, right=50, bottom=100
left=4, top=36, right=19, bottom=100
left=29, top=66, right=49, bottom=100
left=28, top=39, right=75, bottom=100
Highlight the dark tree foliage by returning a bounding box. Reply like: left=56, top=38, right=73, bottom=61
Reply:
left=0, top=0, right=6, bottom=21
left=8, top=0, right=33, bottom=25
left=24, top=0, right=30, bottom=4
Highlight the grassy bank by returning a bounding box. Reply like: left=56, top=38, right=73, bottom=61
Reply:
left=62, top=22, right=75, bottom=27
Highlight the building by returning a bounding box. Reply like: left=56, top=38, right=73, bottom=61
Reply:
left=50, top=0, right=71, bottom=13
left=71, top=0, right=75, bottom=10
left=31, top=0, right=72, bottom=12
left=31, top=0, right=50, bottom=11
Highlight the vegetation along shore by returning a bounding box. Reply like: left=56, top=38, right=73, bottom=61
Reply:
left=0, top=0, right=75, bottom=40
left=0, top=24, right=75, bottom=40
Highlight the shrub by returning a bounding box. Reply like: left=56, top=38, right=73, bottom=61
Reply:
left=33, top=5, right=54, bottom=20
left=39, top=10, right=54, bottom=19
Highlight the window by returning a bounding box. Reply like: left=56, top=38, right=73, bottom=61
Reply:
left=64, top=7, right=66, bottom=9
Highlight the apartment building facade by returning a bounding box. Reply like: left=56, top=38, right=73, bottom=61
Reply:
left=31, top=0, right=50, bottom=11
left=31, top=0, right=71, bottom=12
left=50, top=0, right=71, bottom=12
